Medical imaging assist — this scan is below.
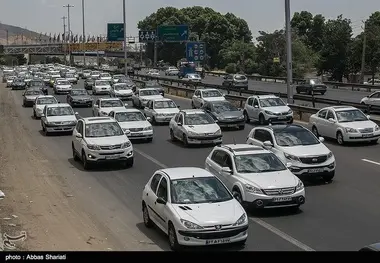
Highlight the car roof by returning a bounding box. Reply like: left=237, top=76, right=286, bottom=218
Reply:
left=159, top=167, right=214, bottom=180
left=327, top=106, right=358, bottom=112
left=36, top=95, right=55, bottom=99
left=98, top=98, right=122, bottom=101
left=249, top=95, right=279, bottom=99
left=217, top=144, right=267, bottom=155
left=152, top=98, right=173, bottom=102
left=256, top=124, right=306, bottom=132
left=45, top=103, right=71, bottom=108
left=113, top=108, right=141, bottom=113
left=180, top=109, right=205, bottom=114
left=140, top=88, right=160, bottom=91
left=82, top=117, right=116, bottom=124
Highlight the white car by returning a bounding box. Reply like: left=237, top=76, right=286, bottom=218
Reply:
left=40, top=103, right=78, bottom=135
left=246, top=124, right=335, bottom=182
left=99, top=73, right=112, bottom=82
left=92, top=80, right=111, bottom=95
left=53, top=79, right=72, bottom=94
left=169, top=109, right=222, bottom=146
left=144, top=98, right=180, bottom=124
left=205, top=144, right=305, bottom=211
left=82, top=70, right=92, bottom=79
left=191, top=88, right=226, bottom=109
left=33, top=95, right=58, bottom=118
left=92, top=98, right=127, bottom=117
left=72, top=117, right=133, bottom=169
left=243, top=95, right=293, bottom=125
left=146, top=69, right=160, bottom=77
left=65, top=73, right=78, bottom=84
left=90, top=71, right=101, bottom=79
left=6, top=76, right=16, bottom=87
left=109, top=109, right=153, bottom=142
left=309, top=106, right=380, bottom=145
left=183, top=73, right=202, bottom=83
left=141, top=167, right=248, bottom=251
left=165, top=67, right=179, bottom=76
left=110, top=83, right=133, bottom=100
left=360, top=91, right=380, bottom=107
left=112, top=74, right=126, bottom=84
left=131, top=88, right=163, bottom=108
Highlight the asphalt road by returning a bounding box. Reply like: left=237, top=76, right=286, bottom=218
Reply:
left=8, top=79, right=380, bottom=251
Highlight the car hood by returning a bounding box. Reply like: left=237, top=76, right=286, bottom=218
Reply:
left=84, top=135, right=129, bottom=146
left=72, top=95, right=92, bottom=100
left=217, top=111, right=243, bottom=118
left=56, top=85, right=72, bottom=89
left=95, top=85, right=111, bottom=88
left=237, top=170, right=298, bottom=189
left=100, top=77, right=112, bottom=80
left=46, top=115, right=77, bottom=122
left=282, top=143, right=330, bottom=156
left=119, top=121, right=151, bottom=129
left=172, top=199, right=243, bottom=226
left=203, top=97, right=226, bottom=102
left=154, top=108, right=180, bottom=114
left=99, top=106, right=126, bottom=114
left=184, top=123, right=220, bottom=133
left=114, top=90, right=133, bottom=95
left=140, top=95, right=164, bottom=100
left=338, top=120, right=377, bottom=129
left=262, top=106, right=290, bottom=113
left=35, top=104, right=47, bottom=111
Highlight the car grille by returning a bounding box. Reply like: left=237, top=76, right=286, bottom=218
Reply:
left=129, top=128, right=143, bottom=132
left=179, top=226, right=248, bottom=239
left=263, top=187, right=295, bottom=196
left=299, top=155, right=327, bottom=164
left=358, top=128, right=373, bottom=133
left=272, top=112, right=288, bottom=116
left=100, top=144, right=122, bottom=150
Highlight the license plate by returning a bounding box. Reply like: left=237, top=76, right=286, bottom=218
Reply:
left=206, top=238, right=231, bottom=245
left=132, top=133, right=143, bottom=136
left=273, top=197, right=292, bottom=202
left=278, top=116, right=286, bottom=119
left=102, top=88, right=106, bottom=90
left=308, top=168, right=324, bottom=173
left=362, top=133, right=373, bottom=138
left=202, top=140, right=213, bottom=144
left=105, top=155, right=120, bottom=160
left=227, top=124, right=237, bottom=127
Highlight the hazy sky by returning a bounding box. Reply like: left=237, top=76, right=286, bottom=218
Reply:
left=1, top=0, right=379, bottom=39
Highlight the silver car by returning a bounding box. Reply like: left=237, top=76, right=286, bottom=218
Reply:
left=33, top=95, right=58, bottom=118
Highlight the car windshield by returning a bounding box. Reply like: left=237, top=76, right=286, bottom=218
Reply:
left=212, top=102, right=238, bottom=113
left=37, top=97, right=57, bottom=104
left=184, top=113, right=215, bottom=125
left=91, top=72, right=100, bottom=75
left=101, top=74, right=110, bottom=77
left=25, top=90, right=42, bottom=95
left=259, top=98, right=286, bottom=107
left=234, top=75, right=247, bottom=80
left=100, top=100, right=124, bottom=107
left=46, top=107, right=74, bottom=116
left=84, top=70, right=91, bottom=73
left=188, top=74, right=200, bottom=78
left=274, top=128, right=320, bottom=146
left=309, top=79, right=322, bottom=84
left=66, top=74, right=74, bottom=78
left=202, top=90, right=223, bottom=98
left=234, top=153, right=286, bottom=173
left=115, top=112, right=145, bottom=122
left=57, top=81, right=70, bottom=85
left=336, top=110, right=368, bottom=123
left=113, top=75, right=124, bottom=79
left=170, top=177, right=233, bottom=204
left=114, top=84, right=130, bottom=90
left=154, top=100, right=177, bottom=109
left=96, top=81, right=109, bottom=86
left=140, top=89, right=160, bottom=96
left=71, top=90, right=88, bottom=96
left=85, top=122, right=124, bottom=137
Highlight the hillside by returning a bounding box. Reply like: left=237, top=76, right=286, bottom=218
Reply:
left=0, top=23, right=49, bottom=45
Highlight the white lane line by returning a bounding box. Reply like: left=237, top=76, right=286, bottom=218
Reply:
left=135, top=148, right=315, bottom=251
left=362, top=159, right=380, bottom=166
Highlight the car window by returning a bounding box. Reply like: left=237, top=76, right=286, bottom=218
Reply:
left=253, top=129, right=265, bottom=141
left=247, top=98, right=253, bottom=106
left=253, top=99, right=259, bottom=107
left=156, top=177, right=168, bottom=201
left=150, top=174, right=162, bottom=193
left=318, top=109, right=328, bottom=118
left=174, top=113, right=180, bottom=122
left=327, top=110, right=335, bottom=120
left=261, top=130, right=273, bottom=143
left=211, top=150, right=228, bottom=167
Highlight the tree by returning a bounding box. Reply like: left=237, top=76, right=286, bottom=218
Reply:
left=364, top=12, right=380, bottom=82
left=218, top=39, right=257, bottom=73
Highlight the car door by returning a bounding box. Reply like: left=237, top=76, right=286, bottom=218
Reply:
left=174, top=113, right=185, bottom=138
left=248, top=129, right=266, bottom=146
left=202, top=103, right=215, bottom=120
left=313, top=109, right=328, bottom=136
left=192, top=90, right=201, bottom=108
left=93, top=99, right=100, bottom=116
left=40, top=106, right=48, bottom=126
left=154, top=176, right=170, bottom=232
left=245, top=97, right=254, bottom=119
left=73, top=120, right=84, bottom=152
left=144, top=100, right=153, bottom=118
left=206, top=150, right=229, bottom=186
left=144, top=173, right=162, bottom=224
left=368, top=92, right=380, bottom=106
left=251, top=98, right=260, bottom=120
left=324, top=110, right=337, bottom=138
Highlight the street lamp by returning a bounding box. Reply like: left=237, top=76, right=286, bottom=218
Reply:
left=123, top=0, right=127, bottom=75
left=82, top=0, right=86, bottom=66
left=285, top=0, right=294, bottom=104
left=64, top=4, right=74, bottom=65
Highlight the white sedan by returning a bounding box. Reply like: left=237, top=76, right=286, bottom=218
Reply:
left=183, top=73, right=202, bottom=83
left=92, top=98, right=127, bottom=117
left=142, top=167, right=248, bottom=251
left=33, top=95, right=58, bottom=118
left=310, top=106, right=380, bottom=145
left=131, top=88, right=163, bottom=108
left=92, top=80, right=111, bottom=95
left=191, top=88, right=226, bottom=108
left=360, top=91, right=380, bottom=107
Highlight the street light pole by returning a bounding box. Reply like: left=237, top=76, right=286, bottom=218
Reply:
left=123, top=0, right=127, bottom=75
left=285, top=0, right=294, bottom=104
left=62, top=16, right=67, bottom=65
left=82, top=0, right=86, bottom=66
left=64, top=4, right=74, bottom=66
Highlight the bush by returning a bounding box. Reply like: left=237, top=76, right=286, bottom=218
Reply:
left=225, top=63, right=237, bottom=74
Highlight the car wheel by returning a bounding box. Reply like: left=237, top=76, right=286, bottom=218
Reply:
left=311, top=126, right=319, bottom=137
left=238, top=125, right=245, bottom=130
left=232, top=188, right=243, bottom=204
left=182, top=133, right=189, bottom=147
left=33, top=110, right=37, bottom=119
left=259, top=114, right=266, bottom=125
left=139, top=101, right=142, bottom=109
left=170, top=129, right=176, bottom=141
left=296, top=88, right=300, bottom=94
left=142, top=203, right=153, bottom=228
left=322, top=172, right=335, bottom=183
left=151, top=117, right=157, bottom=125
left=336, top=131, right=344, bottom=145
left=370, top=139, right=378, bottom=145
left=321, top=92, right=325, bottom=95
left=124, top=158, right=134, bottom=168
left=146, top=138, right=153, bottom=143
left=243, top=111, right=250, bottom=123
left=191, top=101, right=195, bottom=109
left=72, top=144, right=79, bottom=161
left=168, top=223, right=181, bottom=251
left=82, top=151, right=90, bottom=170
left=235, top=239, right=247, bottom=247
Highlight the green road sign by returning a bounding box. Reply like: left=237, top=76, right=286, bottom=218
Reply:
left=273, top=57, right=280, bottom=63
left=157, top=25, right=188, bottom=42
left=107, top=23, right=124, bottom=41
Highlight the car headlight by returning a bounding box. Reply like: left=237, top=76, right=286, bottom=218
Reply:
left=375, top=125, right=379, bottom=131
left=233, top=213, right=247, bottom=226
left=122, top=128, right=130, bottom=134
left=121, top=141, right=132, bottom=148
left=187, top=130, right=198, bottom=136
left=264, top=110, right=274, bottom=115
left=245, top=184, right=263, bottom=194
left=327, top=151, right=333, bottom=159
left=143, top=126, right=153, bottom=131
left=287, top=109, right=293, bottom=114
left=238, top=115, right=245, bottom=120
left=87, top=144, right=101, bottom=150
left=344, top=127, right=358, bottom=133
left=180, top=219, right=203, bottom=229
left=295, top=180, right=304, bottom=191
left=217, top=116, right=224, bottom=120
left=284, top=153, right=300, bottom=162
left=214, top=129, right=222, bottom=135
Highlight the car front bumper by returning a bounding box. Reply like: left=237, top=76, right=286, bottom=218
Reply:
left=187, top=134, right=223, bottom=145
left=265, top=114, right=293, bottom=123
left=288, top=161, right=336, bottom=177
left=85, top=148, right=133, bottom=162
left=218, top=120, right=245, bottom=128
left=244, top=189, right=305, bottom=209
left=71, top=100, right=93, bottom=106
left=46, top=124, right=76, bottom=133
left=126, top=131, right=153, bottom=140
left=343, top=131, right=380, bottom=142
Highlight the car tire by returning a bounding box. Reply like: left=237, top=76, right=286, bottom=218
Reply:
left=33, top=110, right=37, bottom=119
left=296, top=88, right=300, bottom=94
left=311, top=126, right=319, bottom=137
left=182, top=133, right=189, bottom=147
left=243, top=111, right=250, bottom=123
left=191, top=101, right=195, bottom=109
left=370, top=139, right=378, bottom=145
left=125, top=158, right=134, bottom=168
left=168, top=223, right=181, bottom=251
left=336, top=131, right=344, bottom=145
left=170, top=129, right=176, bottom=141
left=235, top=239, right=247, bottom=247
left=321, top=92, right=325, bottom=95
left=151, top=117, right=157, bottom=125
left=259, top=114, right=266, bottom=125
left=232, top=188, right=243, bottom=205
left=139, top=101, right=142, bottom=109
left=142, top=202, right=153, bottom=228
left=238, top=125, right=245, bottom=130
left=322, top=172, right=335, bottom=183
left=82, top=151, right=90, bottom=170
left=72, top=144, right=79, bottom=161
left=146, top=138, right=153, bottom=143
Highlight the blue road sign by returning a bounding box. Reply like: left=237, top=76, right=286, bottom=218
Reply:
left=107, top=23, right=124, bottom=41
left=139, top=30, right=157, bottom=42
left=186, top=42, right=206, bottom=62
left=157, top=25, right=188, bottom=42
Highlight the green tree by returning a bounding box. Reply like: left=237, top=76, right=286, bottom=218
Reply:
left=364, top=12, right=380, bottom=82
left=218, top=40, right=257, bottom=73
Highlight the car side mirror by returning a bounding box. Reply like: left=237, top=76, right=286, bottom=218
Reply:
left=328, top=118, right=336, bottom=123
left=177, top=122, right=183, bottom=126
left=124, top=103, right=128, bottom=107
left=263, top=141, right=273, bottom=148
left=177, top=105, right=180, bottom=108
left=75, top=133, right=82, bottom=138
left=40, top=113, right=45, bottom=117
left=221, top=167, right=233, bottom=175
left=146, top=117, right=151, bottom=121
left=156, top=197, right=166, bottom=205
left=286, top=162, right=292, bottom=168
left=367, top=115, right=371, bottom=119
left=74, top=112, right=79, bottom=115
left=319, top=137, right=325, bottom=142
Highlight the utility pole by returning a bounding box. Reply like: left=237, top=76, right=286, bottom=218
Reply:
left=123, top=0, right=128, bottom=75
left=285, top=0, right=294, bottom=104
left=82, top=0, right=86, bottom=66
left=153, top=41, right=158, bottom=67
left=64, top=4, right=74, bottom=66
left=6, top=30, right=9, bottom=45
left=62, top=16, right=67, bottom=65
left=360, top=21, right=367, bottom=84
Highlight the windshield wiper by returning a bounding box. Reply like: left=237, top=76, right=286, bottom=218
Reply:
left=260, top=169, right=281, bottom=173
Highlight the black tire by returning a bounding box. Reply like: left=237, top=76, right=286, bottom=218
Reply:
left=238, top=125, right=245, bottom=130
left=191, top=101, right=195, bottom=109
left=170, top=129, right=176, bottom=141
left=125, top=158, right=134, bottom=168
left=322, top=172, right=334, bottom=183
left=151, top=117, right=157, bottom=125
left=146, top=138, right=153, bottom=143
left=259, top=114, right=266, bottom=125
left=244, top=111, right=250, bottom=123
left=168, top=223, right=181, bottom=251
left=72, top=144, right=80, bottom=161
left=139, top=101, right=142, bottom=109
left=296, top=89, right=300, bottom=94
left=232, top=188, right=243, bottom=204
left=336, top=131, right=344, bottom=145
left=321, top=92, right=325, bottom=95
left=33, top=110, right=37, bottom=119
left=132, top=99, right=136, bottom=107
left=82, top=151, right=90, bottom=170
left=370, top=139, right=378, bottom=145
left=142, top=203, right=153, bottom=228
left=311, top=126, right=319, bottom=137
left=235, top=239, right=247, bottom=247
left=182, top=133, right=189, bottom=147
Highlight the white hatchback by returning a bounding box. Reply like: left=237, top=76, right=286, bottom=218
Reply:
left=191, top=88, right=226, bottom=109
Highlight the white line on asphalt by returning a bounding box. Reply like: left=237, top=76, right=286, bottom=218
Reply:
left=135, top=148, right=316, bottom=251
left=362, top=159, right=380, bottom=166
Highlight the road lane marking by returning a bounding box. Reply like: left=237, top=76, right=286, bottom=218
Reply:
left=362, top=159, right=380, bottom=166
left=135, top=148, right=316, bottom=251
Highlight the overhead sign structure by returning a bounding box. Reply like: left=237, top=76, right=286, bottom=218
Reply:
left=107, top=23, right=124, bottom=41
left=66, top=42, right=123, bottom=52
left=139, top=30, right=157, bottom=42
left=157, top=25, right=188, bottom=42
left=186, top=42, right=206, bottom=62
